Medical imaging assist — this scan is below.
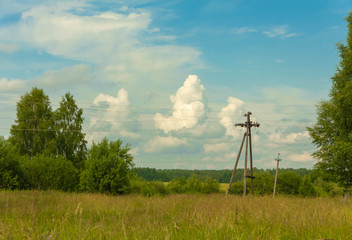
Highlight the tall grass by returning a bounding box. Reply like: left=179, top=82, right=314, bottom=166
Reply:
left=0, top=191, right=351, bottom=239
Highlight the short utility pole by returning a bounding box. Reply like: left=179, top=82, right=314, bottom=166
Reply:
left=273, top=152, right=281, bottom=197
left=226, top=112, right=260, bottom=196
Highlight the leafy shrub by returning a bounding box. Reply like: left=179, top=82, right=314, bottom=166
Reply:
left=129, top=178, right=168, bottom=196
left=253, top=172, right=274, bottom=195
left=167, top=177, right=187, bottom=193
left=20, top=155, right=79, bottom=191
left=277, top=172, right=301, bottom=195
left=168, top=175, right=220, bottom=194
left=201, top=177, right=221, bottom=194
left=0, top=137, right=25, bottom=190
left=80, top=138, right=134, bottom=195
left=229, top=181, right=249, bottom=195
left=312, top=177, right=344, bottom=197
left=299, top=176, right=316, bottom=197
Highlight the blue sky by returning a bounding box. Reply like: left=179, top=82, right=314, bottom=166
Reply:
left=0, top=0, right=351, bottom=169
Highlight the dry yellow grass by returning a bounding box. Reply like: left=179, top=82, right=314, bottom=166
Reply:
left=0, top=191, right=351, bottom=239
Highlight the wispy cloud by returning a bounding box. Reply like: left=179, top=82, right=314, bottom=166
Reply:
left=0, top=43, right=19, bottom=53
left=263, top=25, right=298, bottom=39
left=231, top=27, right=257, bottom=35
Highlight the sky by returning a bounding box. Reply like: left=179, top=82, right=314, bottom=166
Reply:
left=0, top=0, right=351, bottom=170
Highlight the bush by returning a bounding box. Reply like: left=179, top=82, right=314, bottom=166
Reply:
left=167, top=175, right=221, bottom=194
left=80, top=138, right=134, bottom=195
left=20, top=155, right=79, bottom=191
left=299, top=176, right=316, bottom=197
left=184, top=175, right=203, bottom=193
left=167, top=177, right=187, bottom=193
left=202, top=177, right=221, bottom=194
left=229, top=181, right=249, bottom=195
left=253, top=172, right=274, bottom=195
left=277, top=172, right=301, bottom=195
left=129, top=178, right=168, bottom=196
left=0, top=137, right=25, bottom=190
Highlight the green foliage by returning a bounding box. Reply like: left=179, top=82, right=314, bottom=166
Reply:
left=202, top=177, right=221, bottom=193
left=228, top=172, right=274, bottom=196
left=308, top=11, right=352, bottom=189
left=80, top=138, right=134, bottom=195
left=253, top=171, right=274, bottom=195
left=277, top=172, right=301, bottom=195
left=134, top=167, right=312, bottom=183
left=54, top=93, right=87, bottom=168
left=312, top=177, right=344, bottom=197
left=20, top=155, right=79, bottom=191
left=299, top=176, right=316, bottom=197
left=0, top=137, right=24, bottom=189
left=228, top=181, right=249, bottom=195
left=167, top=175, right=220, bottom=194
left=9, top=89, right=87, bottom=168
left=10, top=87, right=55, bottom=156
left=167, top=177, right=187, bottom=193
left=129, top=178, right=168, bottom=196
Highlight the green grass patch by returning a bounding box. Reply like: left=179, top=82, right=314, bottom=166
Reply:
left=0, top=191, right=351, bottom=239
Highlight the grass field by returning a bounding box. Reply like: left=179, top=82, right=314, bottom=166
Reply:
left=0, top=191, right=351, bottom=239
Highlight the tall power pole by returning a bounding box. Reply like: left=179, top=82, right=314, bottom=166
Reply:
left=273, top=152, right=281, bottom=197
left=226, top=112, right=260, bottom=196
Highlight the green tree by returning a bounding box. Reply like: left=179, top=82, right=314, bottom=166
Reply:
left=253, top=172, right=274, bottom=195
left=80, top=138, right=134, bottom=195
left=184, top=175, right=203, bottom=193
left=0, top=137, right=25, bottom=189
left=201, top=177, right=221, bottom=194
left=307, top=12, right=352, bottom=193
left=299, top=175, right=316, bottom=197
left=10, top=87, right=55, bottom=156
left=54, top=93, right=87, bottom=168
left=277, top=172, right=301, bottom=195
left=167, top=177, right=187, bottom=193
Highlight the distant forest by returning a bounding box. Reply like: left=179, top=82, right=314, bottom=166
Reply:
left=133, top=167, right=312, bottom=183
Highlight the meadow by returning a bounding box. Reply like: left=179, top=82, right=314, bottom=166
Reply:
left=0, top=191, right=351, bottom=239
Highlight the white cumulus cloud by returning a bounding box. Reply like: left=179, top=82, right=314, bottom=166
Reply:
left=154, top=75, right=206, bottom=133
left=218, top=97, right=245, bottom=139
left=88, top=88, right=140, bottom=142
left=287, top=152, right=314, bottom=163
left=0, top=78, right=26, bottom=92
left=144, top=136, right=187, bottom=153
left=269, top=131, right=309, bottom=144
left=204, top=142, right=231, bottom=153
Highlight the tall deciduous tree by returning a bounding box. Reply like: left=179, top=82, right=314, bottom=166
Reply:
left=54, top=93, right=87, bottom=168
left=10, top=87, right=55, bottom=156
left=308, top=11, right=352, bottom=193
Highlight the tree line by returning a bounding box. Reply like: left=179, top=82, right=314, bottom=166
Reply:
left=133, top=167, right=312, bottom=183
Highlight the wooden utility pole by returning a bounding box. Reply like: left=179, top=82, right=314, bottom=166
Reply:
left=273, top=152, right=281, bottom=197
left=226, top=112, right=260, bottom=196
